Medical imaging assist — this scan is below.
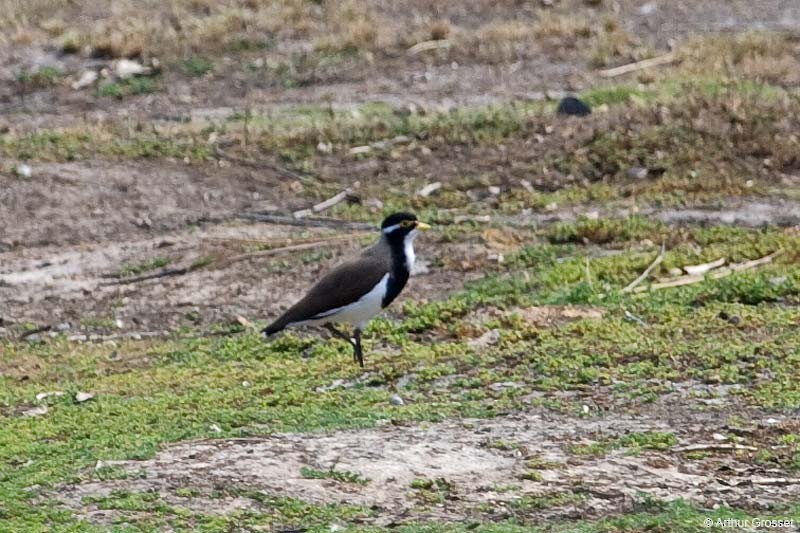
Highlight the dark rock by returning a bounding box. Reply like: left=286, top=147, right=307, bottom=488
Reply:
left=556, top=96, right=591, bottom=117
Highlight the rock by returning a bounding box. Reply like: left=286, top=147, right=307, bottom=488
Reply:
left=556, top=96, right=591, bottom=117
left=390, top=394, right=405, bottom=406
left=364, top=198, right=384, bottom=210
left=71, top=70, right=98, bottom=89
left=75, top=391, right=94, bottom=403
left=112, top=59, right=152, bottom=79
left=639, top=2, right=657, bottom=15
left=469, top=329, right=501, bottom=349
left=627, top=167, right=649, bottom=180
left=23, top=405, right=48, bottom=417
left=317, top=141, right=333, bottom=154
left=14, top=164, right=32, bottom=178
left=487, top=185, right=501, bottom=196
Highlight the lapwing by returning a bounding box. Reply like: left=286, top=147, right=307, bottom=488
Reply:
left=262, top=212, right=430, bottom=367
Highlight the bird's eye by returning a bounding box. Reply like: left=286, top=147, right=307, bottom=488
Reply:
left=400, top=220, right=412, bottom=228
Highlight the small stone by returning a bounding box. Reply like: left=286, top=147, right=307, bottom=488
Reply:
left=317, top=141, right=333, bottom=154
left=627, top=167, right=649, bottom=180
left=390, top=394, right=405, bottom=406
left=75, top=391, right=94, bottom=403
left=115, top=319, right=124, bottom=329
left=23, top=405, right=48, bottom=417
left=582, top=404, right=590, bottom=414
left=544, top=202, right=558, bottom=212
left=364, top=198, right=384, bottom=210
left=712, top=433, right=727, bottom=441
left=487, top=186, right=501, bottom=196
left=469, top=329, right=501, bottom=349
left=15, top=164, right=32, bottom=178
left=769, top=276, right=787, bottom=286
left=113, top=59, right=152, bottom=79
left=556, top=96, right=591, bottom=117
left=209, top=423, right=222, bottom=433
left=71, top=69, right=98, bottom=89
left=639, top=2, right=657, bottom=15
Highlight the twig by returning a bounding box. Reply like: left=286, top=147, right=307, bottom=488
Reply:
left=417, top=182, right=442, bottom=197
left=407, top=39, right=451, bottom=56
left=599, top=52, right=676, bottom=78
left=214, top=147, right=310, bottom=182
left=622, top=242, right=665, bottom=293
left=238, top=212, right=374, bottom=231
left=101, top=265, right=203, bottom=286
left=19, top=324, right=52, bottom=340
left=293, top=183, right=359, bottom=219
left=674, top=443, right=758, bottom=453
left=223, top=236, right=365, bottom=266
left=632, top=250, right=781, bottom=293
left=683, top=257, right=725, bottom=275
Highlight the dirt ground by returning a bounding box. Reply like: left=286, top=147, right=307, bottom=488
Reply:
left=58, top=390, right=800, bottom=526
left=3, top=1, right=800, bottom=529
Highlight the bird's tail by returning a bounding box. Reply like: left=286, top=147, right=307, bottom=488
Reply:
left=261, top=319, right=285, bottom=338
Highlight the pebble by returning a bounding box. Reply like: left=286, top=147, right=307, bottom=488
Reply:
left=390, top=394, right=405, bottom=406
left=75, top=392, right=94, bottom=403
left=15, top=164, right=32, bottom=178
left=627, top=167, right=649, bottom=180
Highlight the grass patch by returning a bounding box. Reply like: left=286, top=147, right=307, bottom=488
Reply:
left=300, top=465, right=369, bottom=485
left=116, top=257, right=170, bottom=278
left=97, top=76, right=158, bottom=98
left=183, top=56, right=213, bottom=77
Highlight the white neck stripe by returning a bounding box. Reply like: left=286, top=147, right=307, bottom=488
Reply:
left=382, top=224, right=401, bottom=234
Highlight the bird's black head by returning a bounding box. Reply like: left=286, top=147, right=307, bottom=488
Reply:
left=380, top=212, right=430, bottom=242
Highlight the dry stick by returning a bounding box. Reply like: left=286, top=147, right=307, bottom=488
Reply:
left=101, top=265, right=202, bottom=286
left=213, top=147, right=310, bottom=182
left=238, top=212, right=374, bottom=231
left=622, top=242, right=666, bottom=293
left=205, top=232, right=369, bottom=248
left=293, top=183, right=359, bottom=219
left=222, top=235, right=368, bottom=266
left=599, top=52, right=677, bottom=78
left=632, top=250, right=781, bottom=294
left=407, top=39, right=451, bottom=56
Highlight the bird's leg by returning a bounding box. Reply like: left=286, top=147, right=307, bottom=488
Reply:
left=354, top=328, right=364, bottom=368
left=324, top=324, right=355, bottom=348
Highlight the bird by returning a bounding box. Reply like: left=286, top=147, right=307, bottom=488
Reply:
left=262, top=212, right=430, bottom=367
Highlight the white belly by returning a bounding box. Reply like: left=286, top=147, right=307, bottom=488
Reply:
left=296, top=273, right=389, bottom=330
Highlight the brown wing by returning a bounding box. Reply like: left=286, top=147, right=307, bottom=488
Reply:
left=265, top=254, right=389, bottom=333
